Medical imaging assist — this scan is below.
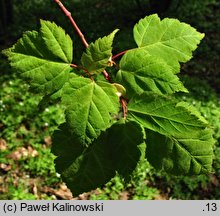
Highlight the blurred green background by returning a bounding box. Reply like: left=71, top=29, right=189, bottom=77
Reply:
left=0, top=0, right=220, bottom=200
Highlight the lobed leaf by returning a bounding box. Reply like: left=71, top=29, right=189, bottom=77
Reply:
left=116, top=49, right=188, bottom=98
left=2, top=20, right=73, bottom=95
left=52, top=120, right=144, bottom=196
left=62, top=76, right=120, bottom=144
left=81, top=29, right=119, bottom=74
left=133, top=14, right=204, bottom=73
left=127, top=92, right=214, bottom=174
left=128, top=92, right=209, bottom=135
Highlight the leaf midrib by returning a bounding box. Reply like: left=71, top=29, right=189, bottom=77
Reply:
left=120, top=67, right=177, bottom=84
left=139, top=34, right=196, bottom=48
left=11, top=52, right=70, bottom=66
left=42, top=22, right=70, bottom=63
left=128, top=108, right=205, bottom=128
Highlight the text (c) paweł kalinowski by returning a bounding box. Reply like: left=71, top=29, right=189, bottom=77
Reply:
left=20, top=202, right=104, bottom=212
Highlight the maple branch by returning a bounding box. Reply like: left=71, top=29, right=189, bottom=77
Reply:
left=54, top=0, right=89, bottom=48
left=112, top=50, right=129, bottom=60
left=55, top=0, right=112, bottom=82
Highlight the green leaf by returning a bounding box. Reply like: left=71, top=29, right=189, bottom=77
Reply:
left=2, top=20, right=73, bottom=95
left=145, top=129, right=214, bottom=174
left=116, top=49, right=188, bottom=98
left=128, top=92, right=209, bottom=136
left=52, top=120, right=144, bottom=196
left=81, top=29, right=119, bottom=74
left=127, top=92, right=214, bottom=174
left=62, top=76, right=120, bottom=144
left=133, top=14, right=204, bottom=73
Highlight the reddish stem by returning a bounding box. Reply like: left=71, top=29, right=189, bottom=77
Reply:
left=120, top=97, right=127, bottom=119
left=54, top=0, right=89, bottom=48
left=70, top=63, right=78, bottom=68
left=103, top=70, right=111, bottom=81
left=112, top=50, right=129, bottom=60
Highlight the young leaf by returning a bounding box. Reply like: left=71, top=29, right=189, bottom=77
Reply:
left=81, top=29, right=119, bottom=74
left=112, top=83, right=126, bottom=97
left=62, top=76, right=120, bottom=144
left=52, top=120, right=144, bottom=196
left=145, top=129, right=214, bottom=175
left=127, top=92, right=209, bottom=136
left=116, top=49, right=188, bottom=98
left=2, top=20, right=73, bottom=95
left=133, top=14, right=204, bottom=73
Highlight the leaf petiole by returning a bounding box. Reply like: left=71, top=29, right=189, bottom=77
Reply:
left=120, top=97, right=128, bottom=119
left=112, top=50, right=129, bottom=60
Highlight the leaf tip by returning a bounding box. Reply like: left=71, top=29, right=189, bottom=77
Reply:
left=39, top=19, right=46, bottom=25
left=1, top=48, right=10, bottom=57
left=201, top=32, right=205, bottom=39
